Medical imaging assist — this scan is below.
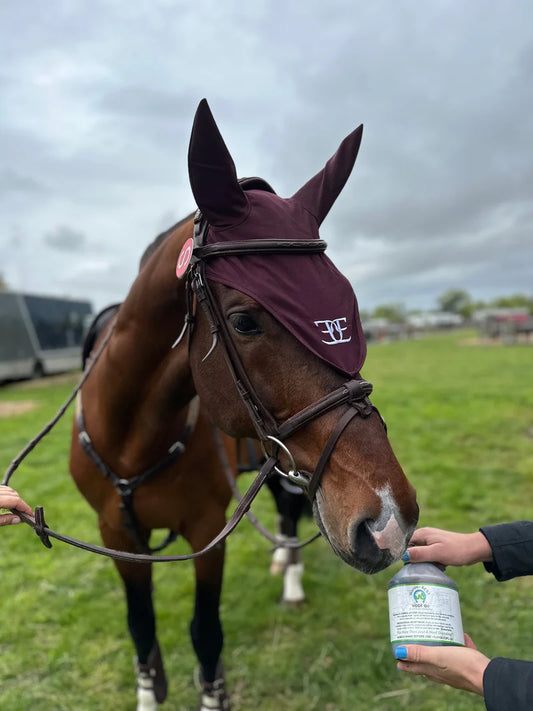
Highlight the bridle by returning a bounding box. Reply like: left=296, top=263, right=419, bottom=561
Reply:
left=3, top=201, right=384, bottom=563
left=181, top=203, right=383, bottom=502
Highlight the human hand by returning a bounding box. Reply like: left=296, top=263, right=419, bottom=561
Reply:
left=404, top=527, right=492, bottom=567
left=0, top=485, right=33, bottom=526
left=395, top=634, right=489, bottom=696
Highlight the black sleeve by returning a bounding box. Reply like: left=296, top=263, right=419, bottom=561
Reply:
left=484, top=657, right=533, bottom=711
left=479, top=521, right=533, bottom=581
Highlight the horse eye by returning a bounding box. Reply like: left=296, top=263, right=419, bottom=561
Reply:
left=229, top=312, right=262, bottom=335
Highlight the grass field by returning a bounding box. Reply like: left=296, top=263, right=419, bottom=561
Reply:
left=0, top=330, right=531, bottom=711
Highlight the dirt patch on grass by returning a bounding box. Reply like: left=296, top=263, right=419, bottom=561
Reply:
left=0, top=401, right=39, bottom=418
left=15, top=372, right=81, bottom=390
left=459, top=337, right=504, bottom=347
left=460, top=336, right=533, bottom=347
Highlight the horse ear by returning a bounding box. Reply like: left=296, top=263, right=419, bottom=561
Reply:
left=188, top=99, right=249, bottom=228
left=291, top=124, right=363, bottom=226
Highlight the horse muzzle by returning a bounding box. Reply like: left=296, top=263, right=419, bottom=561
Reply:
left=314, top=490, right=419, bottom=574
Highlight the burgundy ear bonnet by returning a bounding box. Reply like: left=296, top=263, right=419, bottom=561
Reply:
left=187, top=99, right=366, bottom=377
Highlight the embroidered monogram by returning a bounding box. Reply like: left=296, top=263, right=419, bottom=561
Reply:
left=314, top=318, right=352, bottom=345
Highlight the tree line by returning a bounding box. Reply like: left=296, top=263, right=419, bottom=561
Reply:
left=362, top=289, right=533, bottom=324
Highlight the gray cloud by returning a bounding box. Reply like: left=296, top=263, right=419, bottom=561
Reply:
left=0, top=0, right=531, bottom=313
left=0, top=169, right=48, bottom=196
left=99, top=86, right=194, bottom=122
left=44, top=225, right=88, bottom=252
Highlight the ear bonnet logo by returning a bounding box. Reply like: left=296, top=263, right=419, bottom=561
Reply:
left=314, top=318, right=352, bottom=345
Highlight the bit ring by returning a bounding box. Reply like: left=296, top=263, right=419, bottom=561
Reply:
left=261, top=436, right=310, bottom=488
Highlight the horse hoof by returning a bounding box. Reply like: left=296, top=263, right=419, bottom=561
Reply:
left=195, top=661, right=231, bottom=710
left=281, top=598, right=305, bottom=609
left=199, top=689, right=231, bottom=710
left=135, top=640, right=167, bottom=709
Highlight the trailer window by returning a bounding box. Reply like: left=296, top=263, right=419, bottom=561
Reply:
left=23, top=296, right=92, bottom=350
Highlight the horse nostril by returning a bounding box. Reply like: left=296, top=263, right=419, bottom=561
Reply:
left=349, top=518, right=397, bottom=574
left=352, top=519, right=380, bottom=563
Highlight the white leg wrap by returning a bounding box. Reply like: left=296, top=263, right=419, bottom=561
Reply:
left=195, top=661, right=230, bottom=710
left=199, top=692, right=225, bottom=709
left=137, top=672, right=158, bottom=711
left=282, top=562, right=305, bottom=603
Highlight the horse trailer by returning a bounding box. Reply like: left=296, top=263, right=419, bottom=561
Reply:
left=0, top=291, right=93, bottom=382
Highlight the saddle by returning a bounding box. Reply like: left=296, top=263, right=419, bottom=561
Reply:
left=82, top=303, right=121, bottom=369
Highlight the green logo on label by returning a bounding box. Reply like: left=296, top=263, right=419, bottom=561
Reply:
left=413, top=588, right=427, bottom=603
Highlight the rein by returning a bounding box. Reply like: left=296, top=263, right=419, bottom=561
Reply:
left=10, top=456, right=279, bottom=562
left=213, top=428, right=321, bottom=550
left=2, top=318, right=116, bottom=489
left=0, top=310, right=310, bottom=561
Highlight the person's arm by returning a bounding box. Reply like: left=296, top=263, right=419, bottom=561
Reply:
left=404, top=527, right=493, bottom=566
left=480, top=521, right=533, bottom=581
left=483, top=657, right=533, bottom=711
left=0, top=485, right=33, bottom=526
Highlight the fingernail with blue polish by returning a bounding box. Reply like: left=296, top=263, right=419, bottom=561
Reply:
left=401, top=551, right=410, bottom=562
left=395, top=646, right=408, bottom=660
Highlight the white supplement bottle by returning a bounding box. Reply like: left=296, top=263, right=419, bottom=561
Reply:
left=388, top=562, right=464, bottom=657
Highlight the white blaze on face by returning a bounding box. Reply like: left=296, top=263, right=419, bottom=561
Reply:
left=367, top=485, right=406, bottom=560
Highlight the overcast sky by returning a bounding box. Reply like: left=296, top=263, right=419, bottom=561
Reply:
left=1, top=0, right=532, bottom=314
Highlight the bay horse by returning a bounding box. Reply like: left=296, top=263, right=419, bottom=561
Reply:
left=69, top=99, right=419, bottom=710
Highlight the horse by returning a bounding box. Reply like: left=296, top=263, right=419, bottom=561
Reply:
left=69, top=98, right=419, bottom=711
left=82, top=302, right=310, bottom=607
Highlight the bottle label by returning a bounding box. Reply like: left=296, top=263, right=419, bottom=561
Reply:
left=388, top=583, right=464, bottom=644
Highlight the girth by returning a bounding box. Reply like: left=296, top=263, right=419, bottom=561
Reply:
left=75, top=392, right=200, bottom=553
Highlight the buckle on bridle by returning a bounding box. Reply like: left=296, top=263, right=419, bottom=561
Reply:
left=34, top=506, right=53, bottom=549
left=345, top=379, right=374, bottom=418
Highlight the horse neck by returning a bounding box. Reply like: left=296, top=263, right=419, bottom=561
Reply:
left=121, top=219, right=191, bottom=353
left=88, top=219, right=196, bottom=447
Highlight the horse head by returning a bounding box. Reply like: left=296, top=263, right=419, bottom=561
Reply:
left=183, top=99, right=418, bottom=574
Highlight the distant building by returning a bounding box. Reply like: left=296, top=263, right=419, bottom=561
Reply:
left=472, top=308, right=533, bottom=341
left=406, top=311, right=464, bottom=330
left=362, top=318, right=408, bottom=342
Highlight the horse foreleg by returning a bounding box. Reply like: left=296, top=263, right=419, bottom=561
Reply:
left=100, top=520, right=167, bottom=710
left=124, top=575, right=167, bottom=710
left=266, top=477, right=306, bottom=605
left=189, top=522, right=229, bottom=711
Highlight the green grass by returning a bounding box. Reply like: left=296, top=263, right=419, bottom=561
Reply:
left=0, top=331, right=531, bottom=710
